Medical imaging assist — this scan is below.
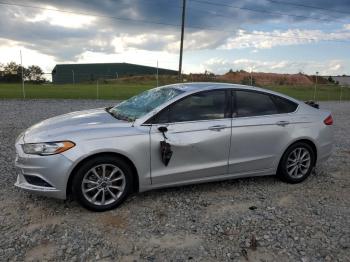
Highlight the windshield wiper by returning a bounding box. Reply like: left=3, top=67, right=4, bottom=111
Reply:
left=105, top=108, right=134, bottom=122
left=105, top=107, right=120, bottom=120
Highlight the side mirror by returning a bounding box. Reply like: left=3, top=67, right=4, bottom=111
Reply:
left=158, top=126, right=168, bottom=133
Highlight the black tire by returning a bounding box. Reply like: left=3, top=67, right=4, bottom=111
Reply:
left=277, top=142, right=315, bottom=184
left=72, top=155, right=133, bottom=211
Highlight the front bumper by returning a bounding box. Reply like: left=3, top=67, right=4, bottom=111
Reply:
left=15, top=172, right=64, bottom=199
left=14, top=140, right=73, bottom=200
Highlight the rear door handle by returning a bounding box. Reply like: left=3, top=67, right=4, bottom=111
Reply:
left=276, top=120, right=290, bottom=126
left=208, top=125, right=227, bottom=131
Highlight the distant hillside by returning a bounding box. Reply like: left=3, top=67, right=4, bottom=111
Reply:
left=217, top=71, right=329, bottom=86
left=108, top=72, right=334, bottom=87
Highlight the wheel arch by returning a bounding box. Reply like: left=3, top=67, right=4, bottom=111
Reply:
left=66, top=152, right=139, bottom=198
left=278, top=138, right=318, bottom=169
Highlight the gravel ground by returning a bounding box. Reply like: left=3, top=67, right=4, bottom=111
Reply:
left=0, top=99, right=349, bottom=262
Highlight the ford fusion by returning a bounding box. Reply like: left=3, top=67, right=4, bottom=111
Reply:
left=15, top=83, right=333, bottom=211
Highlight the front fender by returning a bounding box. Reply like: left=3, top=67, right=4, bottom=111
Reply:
left=62, top=132, right=151, bottom=194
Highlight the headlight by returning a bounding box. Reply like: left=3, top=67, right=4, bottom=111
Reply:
left=22, top=141, right=75, bottom=155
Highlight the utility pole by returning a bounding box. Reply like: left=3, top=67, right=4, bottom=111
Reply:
left=178, top=0, right=186, bottom=82
left=156, top=60, right=159, bottom=87
left=20, top=50, right=25, bottom=99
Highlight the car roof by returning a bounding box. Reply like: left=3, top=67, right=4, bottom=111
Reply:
left=164, top=82, right=300, bottom=103
left=166, top=82, right=243, bottom=92
left=167, top=82, right=267, bottom=93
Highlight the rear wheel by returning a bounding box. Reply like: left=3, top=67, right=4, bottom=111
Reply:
left=278, top=142, right=315, bottom=183
left=72, top=156, right=133, bottom=211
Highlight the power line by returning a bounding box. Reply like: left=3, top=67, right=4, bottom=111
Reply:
left=266, top=0, right=350, bottom=16
left=189, top=0, right=347, bottom=23
left=131, top=0, right=343, bottom=24
left=0, top=0, right=258, bottom=29
left=2, top=0, right=346, bottom=28
left=141, top=0, right=255, bottom=22
left=1, top=1, right=350, bottom=44
left=0, top=1, right=182, bottom=28
left=137, top=0, right=346, bottom=23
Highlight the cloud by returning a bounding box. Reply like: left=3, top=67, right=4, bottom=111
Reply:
left=111, top=33, right=178, bottom=53
left=0, top=39, right=57, bottom=74
left=220, top=28, right=350, bottom=50
left=1, top=0, right=350, bottom=58
left=201, top=58, right=346, bottom=75
left=26, top=7, right=96, bottom=29
left=0, top=0, right=349, bottom=74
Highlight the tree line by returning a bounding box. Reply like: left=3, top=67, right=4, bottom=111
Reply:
left=0, top=62, right=45, bottom=83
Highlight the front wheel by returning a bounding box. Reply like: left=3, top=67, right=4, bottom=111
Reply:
left=278, top=142, right=315, bottom=183
left=72, top=155, right=133, bottom=211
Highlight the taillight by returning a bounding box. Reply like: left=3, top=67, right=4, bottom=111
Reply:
left=324, top=115, right=333, bottom=125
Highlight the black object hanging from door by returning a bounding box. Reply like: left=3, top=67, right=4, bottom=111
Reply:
left=158, top=126, right=173, bottom=166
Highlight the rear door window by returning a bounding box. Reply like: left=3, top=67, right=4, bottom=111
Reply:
left=235, top=90, right=278, bottom=117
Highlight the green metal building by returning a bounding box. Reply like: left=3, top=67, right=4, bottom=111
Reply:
left=52, top=62, right=177, bottom=84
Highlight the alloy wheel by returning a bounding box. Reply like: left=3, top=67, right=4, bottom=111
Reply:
left=81, top=164, right=126, bottom=206
left=286, top=147, right=311, bottom=179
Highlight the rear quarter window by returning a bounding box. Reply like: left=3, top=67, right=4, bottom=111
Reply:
left=271, top=96, right=298, bottom=113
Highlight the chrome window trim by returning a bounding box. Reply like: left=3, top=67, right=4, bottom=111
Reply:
left=143, top=117, right=232, bottom=127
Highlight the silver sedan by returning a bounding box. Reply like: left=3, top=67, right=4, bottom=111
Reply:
left=15, top=83, right=333, bottom=211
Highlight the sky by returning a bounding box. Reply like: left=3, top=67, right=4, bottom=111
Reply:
left=0, top=0, right=350, bottom=76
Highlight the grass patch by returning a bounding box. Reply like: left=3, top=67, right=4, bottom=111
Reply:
left=0, top=81, right=349, bottom=101
left=263, top=84, right=350, bottom=101
left=0, top=82, right=154, bottom=100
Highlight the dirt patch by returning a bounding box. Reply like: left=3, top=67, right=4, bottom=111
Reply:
left=278, top=195, right=295, bottom=207
left=330, top=171, right=346, bottom=179
left=204, top=201, right=252, bottom=219
left=27, top=203, right=51, bottom=221
left=238, top=248, right=278, bottom=262
left=119, top=254, right=141, bottom=262
left=25, top=216, right=64, bottom=233
left=25, top=242, right=57, bottom=261
left=148, top=234, right=201, bottom=249
left=97, top=212, right=129, bottom=229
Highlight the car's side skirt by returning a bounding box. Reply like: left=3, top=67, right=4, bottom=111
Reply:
left=139, top=168, right=276, bottom=192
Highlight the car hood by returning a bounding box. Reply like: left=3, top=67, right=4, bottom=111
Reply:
left=23, top=108, right=132, bottom=143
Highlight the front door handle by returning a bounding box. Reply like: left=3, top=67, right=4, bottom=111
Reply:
left=276, top=120, right=290, bottom=126
left=208, top=125, right=227, bottom=131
